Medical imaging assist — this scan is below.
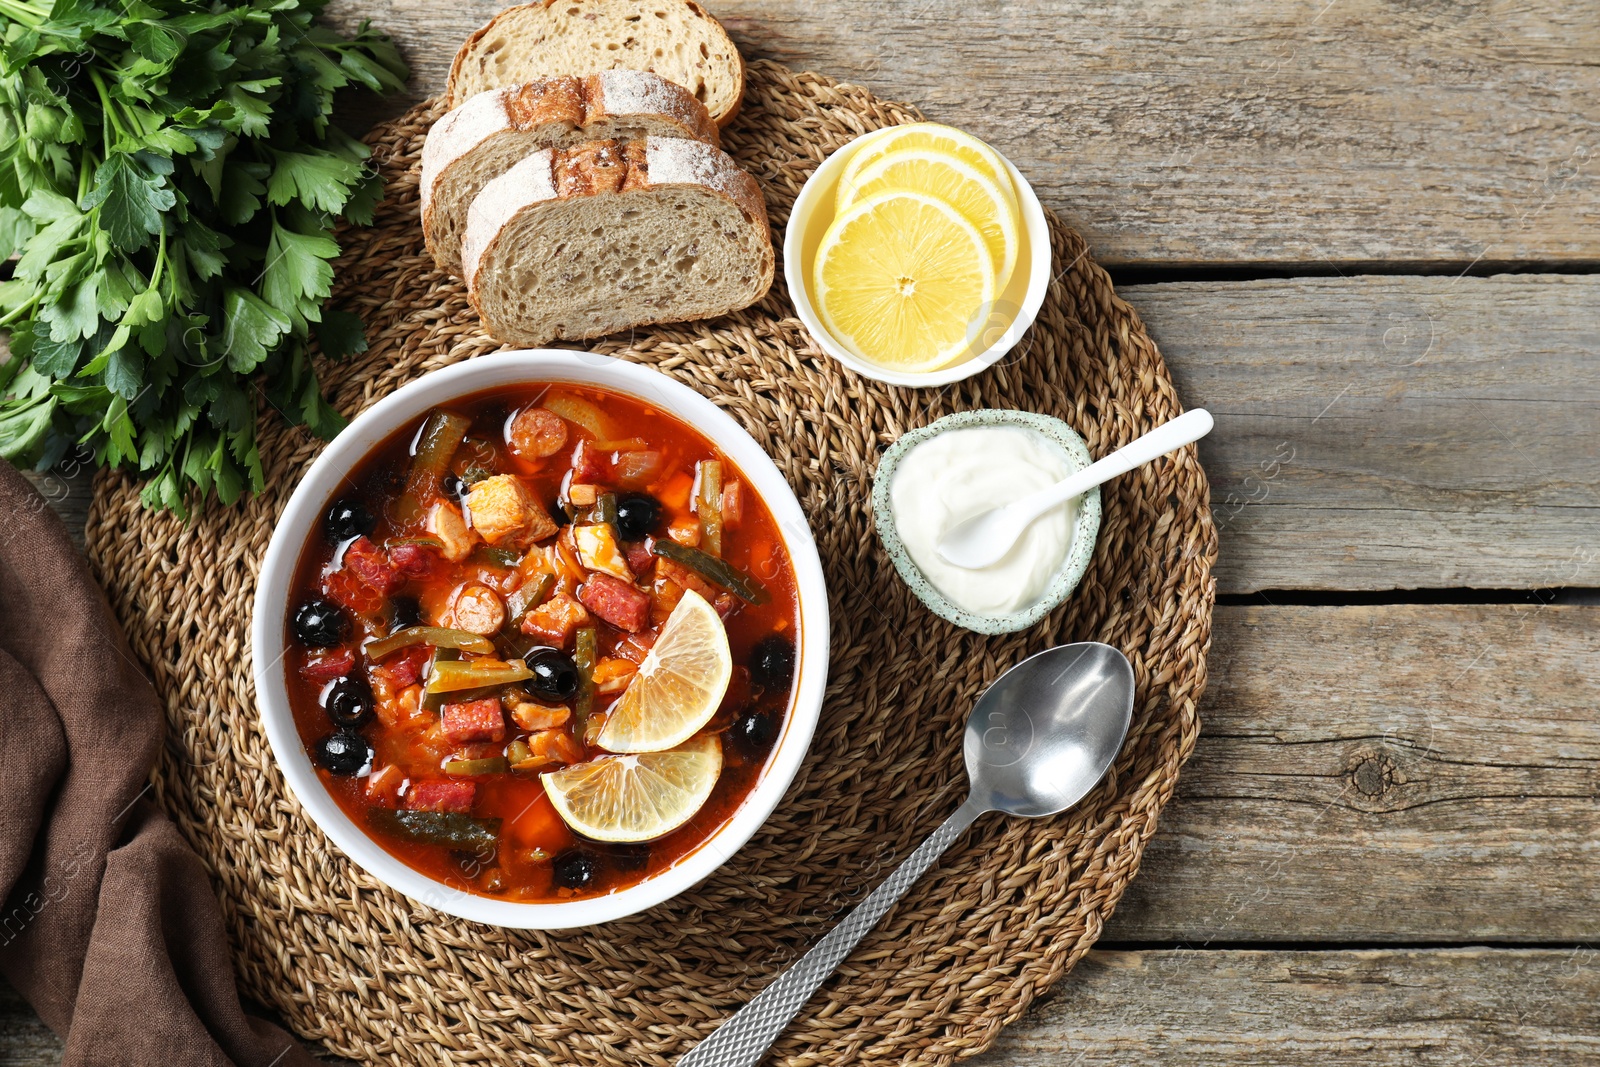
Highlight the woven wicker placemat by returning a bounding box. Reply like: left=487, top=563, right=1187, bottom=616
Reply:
left=85, top=60, right=1215, bottom=1067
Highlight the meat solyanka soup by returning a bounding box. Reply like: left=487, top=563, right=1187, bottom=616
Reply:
left=284, top=384, right=800, bottom=902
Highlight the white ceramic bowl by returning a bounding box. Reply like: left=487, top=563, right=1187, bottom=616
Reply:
left=871, top=410, right=1101, bottom=634
left=251, top=350, right=830, bottom=929
left=783, top=127, right=1052, bottom=388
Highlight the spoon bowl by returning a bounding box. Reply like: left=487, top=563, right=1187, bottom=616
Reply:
left=965, top=643, right=1135, bottom=817
left=679, top=642, right=1135, bottom=1067
left=937, top=407, right=1214, bottom=571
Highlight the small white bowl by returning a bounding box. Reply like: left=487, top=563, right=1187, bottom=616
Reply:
left=251, top=350, right=830, bottom=929
left=871, top=410, right=1101, bottom=634
left=783, top=127, right=1052, bottom=388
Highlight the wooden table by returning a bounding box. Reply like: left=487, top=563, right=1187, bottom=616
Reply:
left=6, top=1, right=1598, bottom=1062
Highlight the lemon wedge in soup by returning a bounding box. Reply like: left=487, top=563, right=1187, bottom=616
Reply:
left=596, top=589, right=731, bottom=754
left=542, top=736, right=723, bottom=843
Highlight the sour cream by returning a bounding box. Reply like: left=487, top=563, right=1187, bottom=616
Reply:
left=889, top=426, right=1076, bottom=616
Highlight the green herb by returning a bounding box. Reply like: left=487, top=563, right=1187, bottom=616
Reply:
left=0, top=0, right=407, bottom=513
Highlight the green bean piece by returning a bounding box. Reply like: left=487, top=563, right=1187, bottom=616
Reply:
left=473, top=544, right=522, bottom=569
left=425, top=658, right=534, bottom=694
left=506, top=572, right=554, bottom=625
left=386, top=535, right=444, bottom=550
left=443, top=757, right=510, bottom=777
left=594, top=492, right=619, bottom=528
left=573, top=627, right=598, bottom=729
left=366, top=626, right=495, bottom=662
left=495, top=633, right=537, bottom=663
left=426, top=683, right=503, bottom=712
left=394, top=410, right=471, bottom=522
left=651, top=538, right=768, bottom=604
left=367, top=809, right=501, bottom=849
left=420, top=648, right=462, bottom=712
left=697, top=459, right=724, bottom=556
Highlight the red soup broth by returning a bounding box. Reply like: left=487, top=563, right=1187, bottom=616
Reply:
left=284, top=384, right=801, bottom=902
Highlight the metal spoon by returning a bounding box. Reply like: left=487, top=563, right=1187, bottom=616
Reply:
left=936, top=408, right=1215, bottom=570
left=678, top=642, right=1135, bottom=1067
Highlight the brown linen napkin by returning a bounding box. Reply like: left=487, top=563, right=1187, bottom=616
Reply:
left=0, top=461, right=314, bottom=1067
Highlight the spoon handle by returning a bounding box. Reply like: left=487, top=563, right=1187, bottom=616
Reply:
left=678, top=800, right=983, bottom=1067
left=1015, top=407, right=1215, bottom=526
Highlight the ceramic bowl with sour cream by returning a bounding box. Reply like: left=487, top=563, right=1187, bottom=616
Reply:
left=870, top=409, right=1101, bottom=634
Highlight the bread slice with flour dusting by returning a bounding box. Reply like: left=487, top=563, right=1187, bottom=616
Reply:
left=462, top=137, right=772, bottom=346
left=447, top=0, right=744, bottom=127
left=422, top=72, right=719, bottom=276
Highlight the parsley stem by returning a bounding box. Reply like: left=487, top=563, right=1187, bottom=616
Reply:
left=0, top=291, right=42, bottom=328
left=88, top=71, right=116, bottom=154
left=0, top=0, right=45, bottom=29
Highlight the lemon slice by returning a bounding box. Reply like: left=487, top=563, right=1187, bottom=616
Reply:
left=838, top=148, right=1020, bottom=291
left=541, top=735, right=722, bottom=843
left=813, top=190, right=997, bottom=373
left=837, top=123, right=1013, bottom=210
left=596, top=589, right=731, bottom=754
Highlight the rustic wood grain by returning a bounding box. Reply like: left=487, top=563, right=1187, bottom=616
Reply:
left=19, top=467, right=93, bottom=553
left=319, top=0, right=1600, bottom=270
left=970, top=947, right=1600, bottom=1066
left=26, top=274, right=1598, bottom=592
left=0, top=985, right=61, bottom=1067
left=1126, top=273, right=1600, bottom=593
left=1107, top=603, right=1600, bottom=942
left=8, top=944, right=1600, bottom=1067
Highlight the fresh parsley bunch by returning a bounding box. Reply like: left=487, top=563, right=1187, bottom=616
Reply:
left=0, top=0, right=407, bottom=512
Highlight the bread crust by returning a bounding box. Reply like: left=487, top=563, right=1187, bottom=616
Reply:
left=446, top=0, right=745, bottom=128
left=462, top=136, right=773, bottom=340
left=422, top=71, right=719, bottom=274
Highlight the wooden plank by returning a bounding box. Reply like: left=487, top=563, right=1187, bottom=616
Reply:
left=319, top=0, right=1600, bottom=269
left=0, top=985, right=62, bottom=1067
left=24, top=274, right=1596, bottom=593
left=7, top=947, right=1598, bottom=1066
left=20, top=467, right=93, bottom=554
left=972, top=947, right=1600, bottom=1066
left=1127, top=273, right=1600, bottom=592
left=1106, top=603, right=1600, bottom=943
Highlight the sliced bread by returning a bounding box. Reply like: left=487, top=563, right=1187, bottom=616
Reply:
left=422, top=71, right=719, bottom=276
left=446, top=0, right=744, bottom=127
left=462, top=137, right=772, bottom=346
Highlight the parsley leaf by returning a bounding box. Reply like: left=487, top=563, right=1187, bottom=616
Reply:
left=267, top=149, right=365, bottom=215
left=0, top=0, right=407, bottom=516
left=82, top=152, right=175, bottom=252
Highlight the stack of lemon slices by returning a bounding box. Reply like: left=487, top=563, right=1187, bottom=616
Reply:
left=813, top=123, right=1023, bottom=375
left=541, top=590, right=734, bottom=843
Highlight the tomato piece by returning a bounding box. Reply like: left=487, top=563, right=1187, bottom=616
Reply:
left=375, top=644, right=431, bottom=689
left=300, top=648, right=355, bottom=682
left=322, top=567, right=385, bottom=615
left=344, top=536, right=404, bottom=593
left=389, top=542, right=442, bottom=580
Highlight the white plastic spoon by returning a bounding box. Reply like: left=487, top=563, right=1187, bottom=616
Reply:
left=936, top=408, right=1215, bottom=570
